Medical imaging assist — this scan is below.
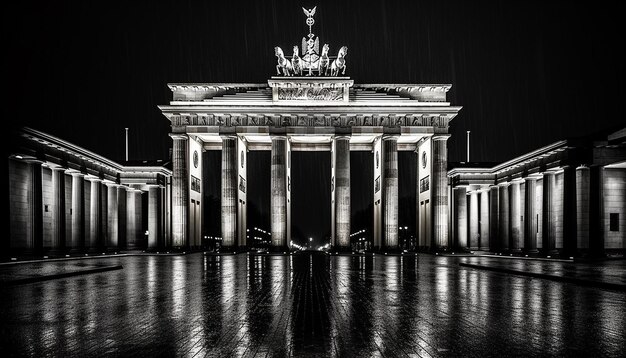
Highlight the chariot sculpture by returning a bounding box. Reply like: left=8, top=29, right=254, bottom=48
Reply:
left=274, top=6, right=348, bottom=77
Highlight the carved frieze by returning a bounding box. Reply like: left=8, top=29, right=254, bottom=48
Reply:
left=277, top=87, right=344, bottom=101
left=167, top=113, right=452, bottom=129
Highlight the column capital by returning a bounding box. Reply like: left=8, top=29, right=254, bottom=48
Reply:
left=102, top=179, right=117, bottom=186
left=169, top=133, right=189, bottom=140
left=497, top=181, right=510, bottom=187
left=431, top=134, right=451, bottom=141
left=46, top=163, right=66, bottom=171
left=24, top=158, right=45, bottom=165
left=220, top=134, right=238, bottom=140
left=333, top=135, right=351, bottom=141
left=270, top=135, right=287, bottom=140
left=576, top=164, right=590, bottom=170
left=84, top=174, right=102, bottom=182
left=65, top=168, right=84, bottom=176
left=382, top=134, right=399, bottom=141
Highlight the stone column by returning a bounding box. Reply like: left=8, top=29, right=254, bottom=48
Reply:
left=27, top=161, right=43, bottom=253
left=148, top=185, right=162, bottom=249
left=432, top=135, right=450, bottom=249
left=453, top=186, right=467, bottom=249
left=480, top=189, right=490, bottom=250
left=383, top=136, right=399, bottom=249
left=117, top=186, right=127, bottom=249
left=589, top=166, right=604, bottom=257
left=51, top=167, right=66, bottom=250
left=87, top=177, right=101, bottom=250
left=509, top=181, right=522, bottom=252
left=221, top=136, right=237, bottom=249
left=524, top=177, right=538, bottom=253
left=69, top=172, right=85, bottom=250
left=106, top=183, right=118, bottom=248
left=271, top=136, right=288, bottom=249
left=576, top=166, right=590, bottom=254
left=498, top=183, right=509, bottom=251
left=542, top=172, right=557, bottom=254
left=100, top=182, right=108, bottom=250
left=237, top=137, right=248, bottom=249
left=469, top=190, right=479, bottom=250
left=334, top=136, right=351, bottom=250
left=562, top=166, right=577, bottom=256
left=489, top=186, right=499, bottom=251
left=170, top=134, right=189, bottom=248
left=126, top=189, right=138, bottom=249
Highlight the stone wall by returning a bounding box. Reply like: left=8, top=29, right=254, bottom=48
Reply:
left=604, top=168, right=626, bottom=249
left=8, top=160, right=30, bottom=249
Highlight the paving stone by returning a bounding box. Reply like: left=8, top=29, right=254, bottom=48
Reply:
left=0, top=253, right=624, bottom=357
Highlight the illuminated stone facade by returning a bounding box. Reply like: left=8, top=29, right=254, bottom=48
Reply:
left=160, top=78, right=461, bottom=251
left=448, top=128, right=626, bottom=256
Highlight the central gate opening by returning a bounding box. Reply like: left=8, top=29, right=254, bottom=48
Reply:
left=291, top=151, right=331, bottom=250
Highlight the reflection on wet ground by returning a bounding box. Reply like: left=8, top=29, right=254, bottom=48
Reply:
left=0, top=253, right=624, bottom=357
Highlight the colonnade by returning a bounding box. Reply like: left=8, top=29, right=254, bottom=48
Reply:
left=170, top=133, right=451, bottom=252
left=8, top=158, right=167, bottom=254
left=452, top=166, right=587, bottom=255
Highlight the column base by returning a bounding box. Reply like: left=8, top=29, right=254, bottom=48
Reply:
left=543, top=249, right=559, bottom=256
left=524, top=249, right=540, bottom=255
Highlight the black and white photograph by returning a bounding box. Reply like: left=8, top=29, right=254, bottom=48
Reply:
left=2, top=0, right=625, bottom=356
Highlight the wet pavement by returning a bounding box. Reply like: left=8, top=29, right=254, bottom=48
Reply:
left=460, top=256, right=626, bottom=288
left=0, top=253, right=625, bottom=357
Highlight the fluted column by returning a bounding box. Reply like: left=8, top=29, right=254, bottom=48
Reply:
left=432, top=135, right=450, bottom=249
left=170, top=134, right=189, bottom=248
left=69, top=172, right=85, bottom=250
left=562, top=166, right=577, bottom=256
left=148, top=185, right=163, bottom=249
left=383, top=136, right=398, bottom=249
left=51, top=167, right=66, bottom=250
left=334, top=136, right=351, bottom=249
left=498, top=183, right=510, bottom=251
left=271, top=136, right=288, bottom=249
left=576, top=166, right=590, bottom=253
left=106, top=183, right=118, bottom=248
left=453, top=187, right=467, bottom=249
left=542, top=172, right=557, bottom=254
left=480, top=189, right=490, bottom=250
left=469, top=190, right=479, bottom=250
left=509, top=181, right=522, bottom=252
left=489, top=186, right=499, bottom=251
left=126, top=189, right=138, bottom=249
left=524, top=177, right=538, bottom=253
left=117, top=186, right=127, bottom=249
left=100, top=182, right=109, bottom=249
left=221, top=136, right=237, bottom=249
left=589, top=166, right=605, bottom=257
left=27, top=160, right=43, bottom=253
left=87, top=177, right=102, bottom=249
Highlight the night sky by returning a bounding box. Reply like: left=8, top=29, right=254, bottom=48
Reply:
left=7, top=0, right=624, bottom=245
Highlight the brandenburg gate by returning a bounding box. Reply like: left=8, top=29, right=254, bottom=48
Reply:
left=159, top=7, right=462, bottom=252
